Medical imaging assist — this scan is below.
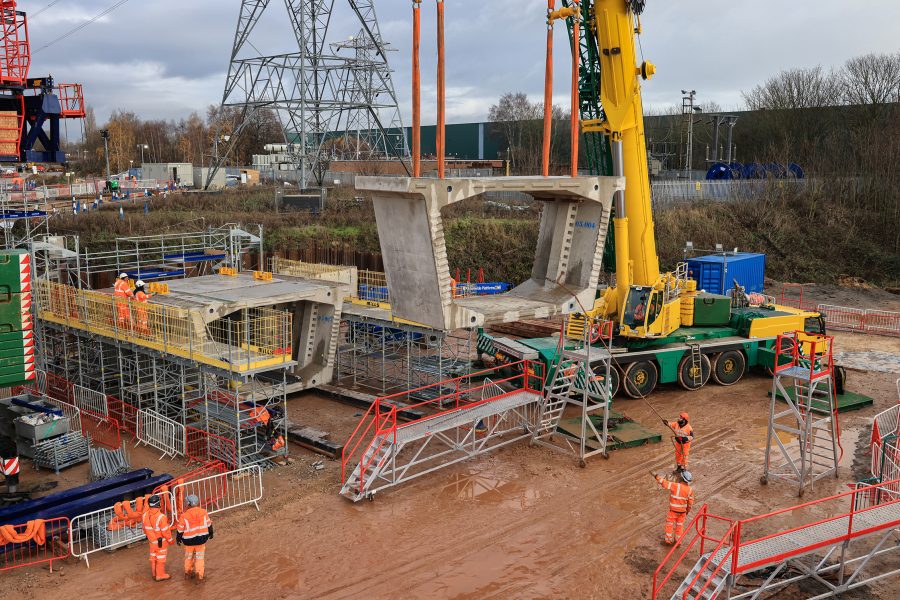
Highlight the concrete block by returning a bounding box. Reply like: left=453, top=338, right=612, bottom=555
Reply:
left=355, top=176, right=622, bottom=330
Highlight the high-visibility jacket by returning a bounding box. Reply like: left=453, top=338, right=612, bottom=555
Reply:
left=1, top=457, right=19, bottom=476
left=669, top=422, right=694, bottom=445
left=114, top=279, right=133, bottom=299
left=142, top=508, right=173, bottom=544
left=249, top=406, right=270, bottom=426
left=135, top=290, right=150, bottom=302
left=176, top=506, right=212, bottom=547
left=657, top=475, right=695, bottom=514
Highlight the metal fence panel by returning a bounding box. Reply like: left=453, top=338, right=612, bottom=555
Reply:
left=68, top=492, right=174, bottom=567
left=45, top=397, right=82, bottom=436
left=137, top=409, right=186, bottom=458
left=73, top=384, right=108, bottom=416
left=171, top=465, right=263, bottom=518
left=0, top=517, right=70, bottom=573
left=818, top=304, right=900, bottom=338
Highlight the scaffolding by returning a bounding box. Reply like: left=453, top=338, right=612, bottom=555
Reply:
left=530, top=318, right=613, bottom=466
left=336, top=313, right=475, bottom=399
left=763, top=332, right=840, bottom=497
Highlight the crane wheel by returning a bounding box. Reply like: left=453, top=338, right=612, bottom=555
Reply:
left=677, top=354, right=711, bottom=391
left=712, top=350, right=746, bottom=386
left=623, top=361, right=658, bottom=398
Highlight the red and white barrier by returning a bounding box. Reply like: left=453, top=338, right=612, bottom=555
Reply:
left=818, top=304, right=900, bottom=337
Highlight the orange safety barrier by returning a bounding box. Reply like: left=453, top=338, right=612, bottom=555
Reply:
left=80, top=408, right=121, bottom=449
left=0, top=517, right=70, bottom=573
left=107, top=395, right=140, bottom=438
left=185, top=427, right=237, bottom=470
left=107, top=492, right=170, bottom=531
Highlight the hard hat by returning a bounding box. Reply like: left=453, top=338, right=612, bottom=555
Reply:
left=680, top=470, right=693, bottom=484
left=185, top=494, right=200, bottom=507
left=135, top=280, right=145, bottom=288
left=119, top=272, right=128, bottom=279
left=679, top=412, right=690, bottom=422
left=148, top=494, right=161, bottom=508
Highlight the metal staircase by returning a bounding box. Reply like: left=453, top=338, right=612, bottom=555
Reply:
left=763, top=332, right=839, bottom=496
left=531, top=319, right=613, bottom=465
left=669, top=553, right=730, bottom=600
left=340, top=361, right=544, bottom=501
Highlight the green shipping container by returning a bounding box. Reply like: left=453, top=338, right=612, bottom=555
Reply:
left=0, top=250, right=30, bottom=294
left=693, top=293, right=732, bottom=326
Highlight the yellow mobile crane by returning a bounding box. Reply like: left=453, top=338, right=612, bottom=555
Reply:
left=479, top=1, right=829, bottom=398
left=575, top=0, right=818, bottom=342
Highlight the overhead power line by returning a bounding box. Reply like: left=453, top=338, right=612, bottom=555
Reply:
left=32, top=0, right=133, bottom=55
left=31, top=0, right=65, bottom=19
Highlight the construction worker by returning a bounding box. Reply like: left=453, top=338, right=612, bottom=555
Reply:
left=114, top=272, right=134, bottom=329
left=142, top=494, right=174, bottom=581
left=133, top=280, right=152, bottom=335
left=652, top=469, right=695, bottom=545
left=663, top=412, right=694, bottom=472
left=175, top=494, right=213, bottom=580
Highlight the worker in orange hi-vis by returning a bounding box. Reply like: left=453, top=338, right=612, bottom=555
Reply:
left=132, top=280, right=153, bottom=336
left=663, top=412, right=694, bottom=472
left=651, top=470, right=695, bottom=545
left=176, top=494, right=213, bottom=581
left=142, top=494, right=174, bottom=581
left=113, top=273, right=134, bottom=329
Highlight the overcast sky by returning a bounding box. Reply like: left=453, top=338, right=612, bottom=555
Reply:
left=23, top=0, right=900, bottom=127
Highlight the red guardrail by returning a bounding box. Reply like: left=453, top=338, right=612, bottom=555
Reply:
left=0, top=517, right=70, bottom=573
left=154, top=460, right=228, bottom=515
left=653, top=478, right=900, bottom=598
left=341, top=359, right=545, bottom=496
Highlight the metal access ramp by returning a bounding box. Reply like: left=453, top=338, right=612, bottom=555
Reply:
left=653, top=479, right=900, bottom=599
left=340, top=360, right=544, bottom=501
left=763, top=332, right=840, bottom=496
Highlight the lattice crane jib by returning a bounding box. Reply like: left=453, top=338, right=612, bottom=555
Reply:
left=214, top=0, right=407, bottom=190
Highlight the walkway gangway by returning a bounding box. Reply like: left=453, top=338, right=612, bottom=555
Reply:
left=340, top=360, right=544, bottom=501
left=652, top=478, right=900, bottom=599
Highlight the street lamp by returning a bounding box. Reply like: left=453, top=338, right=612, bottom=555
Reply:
left=65, top=171, right=73, bottom=199
left=137, top=143, right=148, bottom=165
left=100, top=129, right=111, bottom=185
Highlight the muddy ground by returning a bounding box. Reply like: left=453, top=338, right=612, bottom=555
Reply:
left=5, top=330, right=900, bottom=599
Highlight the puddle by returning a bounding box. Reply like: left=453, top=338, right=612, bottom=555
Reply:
left=440, top=471, right=549, bottom=510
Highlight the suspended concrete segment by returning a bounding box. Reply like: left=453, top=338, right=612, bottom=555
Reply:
left=356, top=176, right=622, bottom=330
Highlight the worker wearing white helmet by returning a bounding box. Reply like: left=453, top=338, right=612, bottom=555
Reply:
left=133, top=280, right=153, bottom=335
left=176, top=494, right=214, bottom=581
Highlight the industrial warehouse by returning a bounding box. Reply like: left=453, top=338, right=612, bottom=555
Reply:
left=0, top=1, right=898, bottom=599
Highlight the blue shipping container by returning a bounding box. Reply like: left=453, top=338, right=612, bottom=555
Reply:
left=686, top=253, right=766, bottom=295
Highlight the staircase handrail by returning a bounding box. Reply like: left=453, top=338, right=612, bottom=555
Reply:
left=686, top=521, right=739, bottom=600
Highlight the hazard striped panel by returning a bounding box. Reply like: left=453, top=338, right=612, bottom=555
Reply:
left=0, top=250, right=34, bottom=387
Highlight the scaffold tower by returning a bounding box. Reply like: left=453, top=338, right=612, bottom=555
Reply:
left=763, top=332, right=840, bottom=497
left=530, top=318, right=613, bottom=466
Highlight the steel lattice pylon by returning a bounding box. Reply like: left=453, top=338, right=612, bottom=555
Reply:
left=213, top=0, right=408, bottom=189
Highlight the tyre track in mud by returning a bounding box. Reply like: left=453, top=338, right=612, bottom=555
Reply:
left=311, top=427, right=737, bottom=599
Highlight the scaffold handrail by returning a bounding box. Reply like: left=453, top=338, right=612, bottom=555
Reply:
left=341, top=360, right=545, bottom=493
left=773, top=331, right=834, bottom=381
left=654, top=478, right=900, bottom=598
left=34, top=279, right=293, bottom=374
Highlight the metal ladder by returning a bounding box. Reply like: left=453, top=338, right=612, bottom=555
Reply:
left=533, top=357, right=577, bottom=436
left=689, top=344, right=702, bottom=388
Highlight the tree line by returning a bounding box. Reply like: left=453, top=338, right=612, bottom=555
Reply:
left=74, top=106, right=283, bottom=176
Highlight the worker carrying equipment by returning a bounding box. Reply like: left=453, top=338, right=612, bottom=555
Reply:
left=176, top=494, right=213, bottom=580
left=142, top=494, right=174, bottom=582
left=663, top=412, right=694, bottom=471
left=114, top=273, right=134, bottom=329
left=652, top=469, right=695, bottom=545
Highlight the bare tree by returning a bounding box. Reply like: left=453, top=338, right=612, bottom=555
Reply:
left=838, top=52, right=900, bottom=108
left=742, top=65, right=841, bottom=110
left=488, top=92, right=568, bottom=174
